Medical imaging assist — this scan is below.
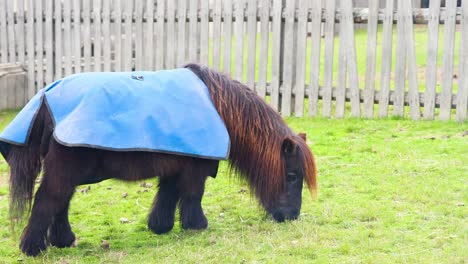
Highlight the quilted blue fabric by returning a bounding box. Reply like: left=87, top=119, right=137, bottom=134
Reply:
left=0, top=68, right=230, bottom=160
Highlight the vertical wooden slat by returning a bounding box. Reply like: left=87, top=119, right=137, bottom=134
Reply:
left=26, top=0, right=35, bottom=97
left=200, top=0, right=209, bottom=65
left=176, top=0, right=187, bottom=67
left=393, top=0, right=407, bottom=117
left=73, top=0, right=81, bottom=73
left=363, top=0, right=379, bottom=118
left=270, top=0, right=282, bottom=111
left=134, top=0, right=144, bottom=70
left=82, top=0, right=92, bottom=72
left=336, top=11, right=347, bottom=118
left=6, top=0, right=16, bottom=63
left=212, top=0, right=222, bottom=70
left=123, top=0, right=133, bottom=71
left=257, top=0, right=270, bottom=98
left=63, top=0, right=72, bottom=75
left=246, top=0, right=257, bottom=91
left=439, top=0, right=457, bottom=120
left=145, top=0, right=154, bottom=69
left=114, top=0, right=122, bottom=71
left=322, top=0, right=336, bottom=117
left=222, top=0, right=233, bottom=74
left=345, top=0, right=360, bottom=118
left=457, top=0, right=468, bottom=122
left=188, top=0, right=199, bottom=63
left=308, top=0, right=322, bottom=116
left=54, top=0, right=63, bottom=79
left=405, top=0, right=420, bottom=120
left=35, top=0, right=43, bottom=88
left=280, top=0, right=295, bottom=116
left=378, top=0, right=394, bottom=117
left=0, top=1, right=7, bottom=63
left=293, top=0, right=308, bottom=117
left=234, top=0, right=245, bottom=81
left=155, top=0, right=164, bottom=70
left=423, top=0, right=441, bottom=120
left=45, top=0, right=54, bottom=83
left=17, top=0, right=26, bottom=64
left=102, top=0, right=111, bottom=71
left=165, top=0, right=175, bottom=69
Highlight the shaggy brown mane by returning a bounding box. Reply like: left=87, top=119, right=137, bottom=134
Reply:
left=185, top=64, right=317, bottom=206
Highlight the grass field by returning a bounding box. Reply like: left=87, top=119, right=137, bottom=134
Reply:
left=0, top=109, right=466, bottom=263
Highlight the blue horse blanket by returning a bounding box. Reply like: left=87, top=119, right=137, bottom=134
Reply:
left=0, top=68, right=230, bottom=160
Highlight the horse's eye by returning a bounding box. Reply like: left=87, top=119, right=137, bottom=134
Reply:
left=286, top=172, right=297, bottom=182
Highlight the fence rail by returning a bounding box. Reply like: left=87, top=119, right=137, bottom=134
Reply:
left=0, top=0, right=467, bottom=121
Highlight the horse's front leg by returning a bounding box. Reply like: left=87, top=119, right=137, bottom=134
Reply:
left=148, top=177, right=180, bottom=234
left=20, top=179, right=74, bottom=256
left=178, top=171, right=209, bottom=230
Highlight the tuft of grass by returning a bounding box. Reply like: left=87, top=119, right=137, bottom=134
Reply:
left=0, top=111, right=467, bottom=263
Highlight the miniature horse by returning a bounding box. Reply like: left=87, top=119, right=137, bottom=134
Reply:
left=5, top=64, right=317, bottom=256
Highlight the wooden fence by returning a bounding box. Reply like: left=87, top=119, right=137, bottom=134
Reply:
left=0, top=0, right=467, bottom=121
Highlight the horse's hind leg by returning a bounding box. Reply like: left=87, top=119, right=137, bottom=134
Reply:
left=19, top=176, right=75, bottom=256
left=47, top=198, right=75, bottom=248
left=148, top=177, right=180, bottom=234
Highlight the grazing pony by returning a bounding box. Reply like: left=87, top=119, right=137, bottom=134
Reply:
left=2, top=63, right=316, bottom=256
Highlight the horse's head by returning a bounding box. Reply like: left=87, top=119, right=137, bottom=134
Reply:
left=266, top=133, right=314, bottom=222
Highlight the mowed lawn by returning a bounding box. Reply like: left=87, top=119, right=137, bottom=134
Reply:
left=0, top=109, right=466, bottom=263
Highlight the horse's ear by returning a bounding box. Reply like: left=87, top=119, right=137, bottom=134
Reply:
left=298, top=133, right=307, bottom=141
left=282, top=138, right=297, bottom=155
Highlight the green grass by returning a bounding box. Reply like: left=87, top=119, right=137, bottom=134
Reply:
left=0, top=110, right=466, bottom=263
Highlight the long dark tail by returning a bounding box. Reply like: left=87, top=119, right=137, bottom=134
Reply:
left=7, top=102, right=52, bottom=225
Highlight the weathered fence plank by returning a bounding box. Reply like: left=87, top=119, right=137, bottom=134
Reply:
left=82, top=0, right=92, bottom=72
left=145, top=0, right=154, bottom=70
left=234, top=0, right=245, bottom=81
left=257, top=0, right=270, bottom=98
left=378, top=0, right=394, bottom=118
left=423, top=0, right=441, bottom=120
left=102, top=0, right=111, bottom=71
left=212, top=0, right=222, bottom=70
left=294, top=0, right=308, bottom=117
left=405, top=0, right=421, bottom=120
left=363, top=0, right=379, bottom=118
left=223, top=0, right=233, bottom=74
left=16, top=0, right=25, bottom=64
left=270, top=0, right=282, bottom=111
left=165, top=0, right=175, bottom=69
left=322, top=0, right=337, bottom=117
left=45, top=0, right=54, bottom=84
left=114, top=0, right=122, bottom=71
left=6, top=0, right=16, bottom=63
left=308, top=0, right=322, bottom=117
left=456, top=0, right=468, bottom=122
left=0, top=1, right=6, bottom=63
left=35, top=0, right=44, bottom=88
left=177, top=0, right=188, bottom=67
left=188, top=0, right=199, bottom=63
left=155, top=0, right=164, bottom=70
left=394, top=0, right=407, bottom=117
left=93, top=0, right=102, bottom=71
left=54, top=0, right=62, bottom=80
left=246, top=0, right=257, bottom=92
left=281, top=0, right=295, bottom=116
left=200, top=0, right=210, bottom=66
left=439, top=0, right=457, bottom=121
left=26, top=0, right=35, bottom=98
left=64, top=0, right=73, bottom=75
left=134, top=0, right=144, bottom=70
left=74, top=0, right=82, bottom=73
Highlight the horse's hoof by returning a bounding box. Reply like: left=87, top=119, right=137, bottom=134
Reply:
left=49, top=231, right=76, bottom=248
left=20, top=237, right=47, bottom=257
left=148, top=221, right=174, bottom=234
left=181, top=215, right=208, bottom=230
